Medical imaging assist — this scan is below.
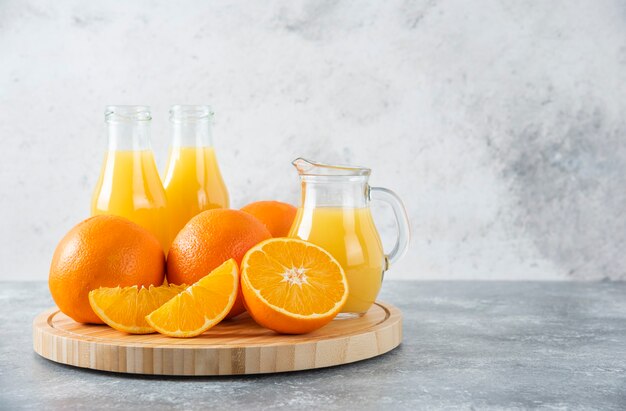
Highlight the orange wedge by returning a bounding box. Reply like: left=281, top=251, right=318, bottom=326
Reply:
left=146, top=259, right=239, bottom=338
left=241, top=238, right=348, bottom=334
left=88, top=284, right=187, bottom=334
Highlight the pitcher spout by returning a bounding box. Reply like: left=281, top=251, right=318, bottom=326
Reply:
left=291, top=157, right=371, bottom=177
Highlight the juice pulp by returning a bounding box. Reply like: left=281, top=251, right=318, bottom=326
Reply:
left=162, top=146, right=229, bottom=241
left=91, top=150, right=169, bottom=252
left=288, top=207, right=385, bottom=314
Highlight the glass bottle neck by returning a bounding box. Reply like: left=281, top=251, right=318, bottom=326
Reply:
left=104, top=106, right=152, bottom=151
left=170, top=119, right=213, bottom=148
left=300, top=178, right=370, bottom=208
left=169, top=105, right=214, bottom=148
left=106, top=121, right=152, bottom=151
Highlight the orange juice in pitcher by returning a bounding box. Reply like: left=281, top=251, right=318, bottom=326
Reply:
left=289, top=207, right=384, bottom=313
left=91, top=106, right=169, bottom=252
left=288, top=158, right=410, bottom=317
left=162, top=105, right=229, bottom=242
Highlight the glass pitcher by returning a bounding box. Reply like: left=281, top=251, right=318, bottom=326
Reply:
left=91, top=106, right=169, bottom=252
left=162, top=105, right=229, bottom=242
left=288, top=158, right=410, bottom=317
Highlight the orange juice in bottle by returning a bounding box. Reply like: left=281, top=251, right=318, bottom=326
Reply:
left=162, top=105, right=229, bottom=241
left=91, top=106, right=169, bottom=253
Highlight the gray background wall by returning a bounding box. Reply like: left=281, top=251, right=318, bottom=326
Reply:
left=1, top=0, right=624, bottom=281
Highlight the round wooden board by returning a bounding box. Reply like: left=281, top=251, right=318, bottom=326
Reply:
left=33, top=302, right=402, bottom=376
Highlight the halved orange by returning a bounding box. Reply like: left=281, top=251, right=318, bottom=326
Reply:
left=88, top=284, right=187, bottom=334
left=146, top=259, right=239, bottom=338
left=241, top=238, right=348, bottom=334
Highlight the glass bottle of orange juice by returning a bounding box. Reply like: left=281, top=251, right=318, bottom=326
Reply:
left=91, top=106, right=169, bottom=252
left=288, top=158, right=410, bottom=317
left=162, top=105, right=229, bottom=242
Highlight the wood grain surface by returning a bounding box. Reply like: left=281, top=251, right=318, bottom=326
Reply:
left=33, top=301, right=402, bottom=376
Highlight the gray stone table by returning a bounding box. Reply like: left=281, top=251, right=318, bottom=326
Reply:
left=1, top=281, right=625, bottom=410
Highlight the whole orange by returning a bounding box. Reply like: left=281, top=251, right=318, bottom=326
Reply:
left=167, top=209, right=271, bottom=318
left=240, top=201, right=297, bottom=237
left=49, top=215, right=165, bottom=324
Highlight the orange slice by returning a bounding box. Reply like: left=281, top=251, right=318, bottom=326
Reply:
left=146, top=259, right=239, bottom=338
left=241, top=238, right=348, bottom=334
left=88, top=284, right=187, bottom=334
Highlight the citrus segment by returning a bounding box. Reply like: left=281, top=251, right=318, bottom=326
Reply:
left=88, top=284, right=187, bottom=334
left=241, top=238, right=348, bottom=334
left=146, top=259, right=239, bottom=338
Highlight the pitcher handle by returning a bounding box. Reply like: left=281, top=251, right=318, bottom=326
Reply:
left=369, top=186, right=411, bottom=269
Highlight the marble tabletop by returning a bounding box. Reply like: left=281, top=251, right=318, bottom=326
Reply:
left=1, top=281, right=625, bottom=410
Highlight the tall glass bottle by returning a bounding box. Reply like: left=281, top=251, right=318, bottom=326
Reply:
left=91, top=106, right=169, bottom=252
left=163, top=105, right=229, bottom=241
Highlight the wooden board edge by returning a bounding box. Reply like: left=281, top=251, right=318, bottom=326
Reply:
left=33, top=303, right=402, bottom=376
